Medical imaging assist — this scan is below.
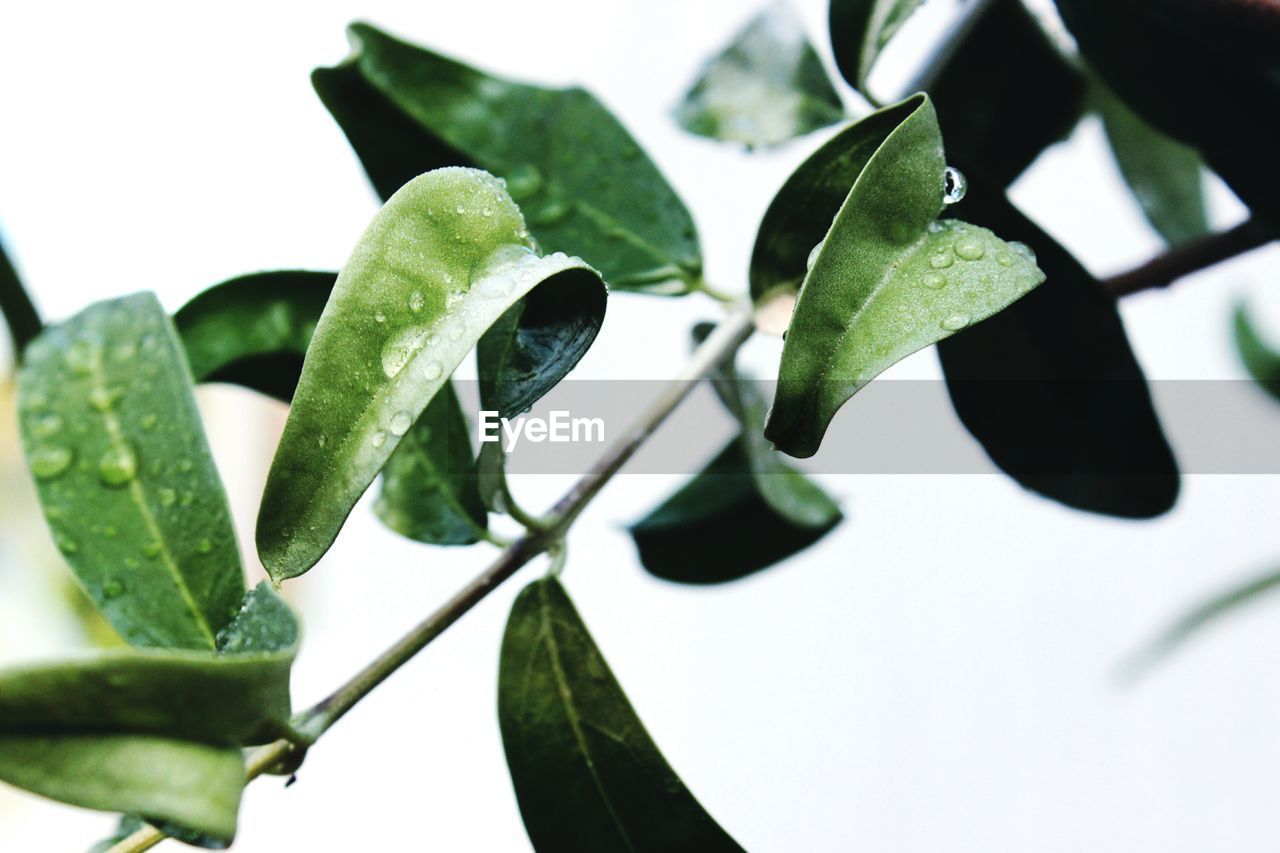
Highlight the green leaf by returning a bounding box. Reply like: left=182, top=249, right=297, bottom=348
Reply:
left=0, top=735, right=242, bottom=844
left=1121, top=566, right=1280, bottom=680
left=632, top=324, right=841, bottom=583
left=1093, top=79, right=1209, bottom=245
left=1234, top=302, right=1280, bottom=404
left=0, top=583, right=298, bottom=746
left=753, top=95, right=1044, bottom=457
left=174, top=270, right=336, bottom=402
left=1054, top=0, right=1280, bottom=228
left=314, top=22, right=701, bottom=292
left=499, top=577, right=744, bottom=852
left=675, top=2, right=845, bottom=149
left=829, top=0, right=924, bottom=90
left=936, top=165, right=1179, bottom=518
left=256, top=168, right=605, bottom=582
left=373, top=381, right=488, bottom=545
left=0, top=232, right=42, bottom=359
left=17, top=293, right=245, bottom=650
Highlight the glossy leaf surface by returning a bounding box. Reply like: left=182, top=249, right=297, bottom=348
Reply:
left=1054, top=0, right=1280, bottom=227
left=257, top=168, right=604, bottom=581
left=754, top=96, right=1044, bottom=457
left=17, top=293, right=245, bottom=649
left=499, top=577, right=744, bottom=852
left=1094, top=80, right=1208, bottom=245
left=676, top=3, right=844, bottom=149
left=0, top=583, right=298, bottom=745
left=174, top=270, right=336, bottom=401
left=936, top=168, right=1179, bottom=517
left=1233, top=303, right=1280, bottom=404
left=315, top=22, right=701, bottom=292
left=0, top=735, right=242, bottom=844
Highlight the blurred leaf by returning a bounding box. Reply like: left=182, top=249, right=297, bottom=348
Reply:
left=1122, top=566, right=1280, bottom=680
left=632, top=324, right=841, bottom=583
left=374, top=381, right=488, bottom=545
left=0, top=233, right=41, bottom=359
left=256, top=168, right=605, bottom=582
left=0, top=583, right=298, bottom=746
left=1233, top=302, right=1280, bottom=404
left=314, top=22, right=701, bottom=292
left=1054, top=0, right=1280, bottom=228
left=0, top=735, right=242, bottom=845
left=829, top=0, right=923, bottom=90
left=499, top=577, right=744, bottom=852
left=174, top=270, right=336, bottom=402
left=754, top=95, right=1044, bottom=457
left=936, top=165, right=1179, bottom=517
left=17, top=293, right=245, bottom=650
left=676, top=3, right=844, bottom=149
left=1093, top=80, right=1209, bottom=245
left=89, top=815, right=147, bottom=853
left=927, top=0, right=1086, bottom=187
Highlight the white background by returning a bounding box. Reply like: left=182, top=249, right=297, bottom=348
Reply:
left=2, top=0, right=1280, bottom=850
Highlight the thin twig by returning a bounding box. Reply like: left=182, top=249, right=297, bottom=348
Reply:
left=105, top=299, right=756, bottom=853
left=1105, top=218, right=1273, bottom=297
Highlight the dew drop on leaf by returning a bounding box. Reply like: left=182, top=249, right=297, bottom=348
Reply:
left=103, top=580, right=124, bottom=599
left=954, top=237, right=985, bottom=261
left=505, top=163, right=544, bottom=200
left=930, top=251, right=955, bottom=269
left=920, top=273, right=947, bottom=290
left=943, top=166, right=968, bottom=205
left=389, top=412, right=413, bottom=436
left=197, top=538, right=213, bottom=554
left=89, top=385, right=123, bottom=412
left=30, top=446, right=73, bottom=479
left=97, top=445, right=138, bottom=486
left=806, top=243, right=822, bottom=271
left=530, top=199, right=570, bottom=225
left=422, top=361, right=443, bottom=380
left=56, top=534, right=78, bottom=555
left=940, top=314, right=970, bottom=331
left=408, top=291, right=425, bottom=313
left=32, top=413, right=64, bottom=437
left=1009, top=241, right=1036, bottom=263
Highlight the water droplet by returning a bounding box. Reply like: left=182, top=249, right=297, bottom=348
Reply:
left=505, top=163, right=543, bottom=200
left=371, top=430, right=388, bottom=449
left=180, top=491, right=194, bottom=506
left=197, top=538, right=213, bottom=554
left=102, top=525, right=117, bottom=538
left=98, top=445, right=138, bottom=486
left=389, top=412, right=413, bottom=436
left=140, top=413, right=158, bottom=431
left=317, top=434, right=327, bottom=448
left=530, top=199, right=569, bottom=225
left=381, top=327, right=430, bottom=378
left=32, top=413, right=63, bottom=437
left=177, top=459, right=194, bottom=473
left=481, top=206, right=492, bottom=217
left=89, top=386, right=123, bottom=412
left=408, top=291, right=425, bottom=313
left=104, top=580, right=124, bottom=599
left=57, top=534, right=78, bottom=555
left=928, top=221, right=945, bottom=234
left=940, top=314, right=970, bottom=331
left=1009, top=241, right=1036, bottom=263
left=422, top=361, right=443, bottom=380
left=159, top=487, right=177, bottom=507
left=996, top=252, right=1013, bottom=267
left=954, top=236, right=985, bottom=261
left=454, top=204, right=465, bottom=215
left=374, top=311, right=387, bottom=324
left=930, top=251, right=955, bottom=269
left=64, top=342, right=100, bottom=376
left=806, top=243, right=822, bottom=271
left=943, top=166, right=968, bottom=205
left=30, top=446, right=73, bottom=479
left=920, top=273, right=947, bottom=290
left=142, top=541, right=162, bottom=558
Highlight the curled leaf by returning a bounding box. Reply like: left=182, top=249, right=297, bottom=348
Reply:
left=1233, top=302, right=1280, bottom=404
left=830, top=0, right=924, bottom=91
left=754, top=95, right=1044, bottom=457
left=499, top=577, right=744, bottom=852
left=17, top=293, right=245, bottom=650
left=256, top=168, right=605, bottom=581
left=314, top=22, right=701, bottom=292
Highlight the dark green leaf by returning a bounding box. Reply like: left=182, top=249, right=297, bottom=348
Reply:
left=0, top=735, right=242, bottom=844
left=256, top=168, right=605, bottom=581
left=1234, top=302, right=1280, bottom=404
left=174, top=270, right=336, bottom=402
left=1093, top=79, right=1209, bottom=245
left=89, top=815, right=147, bottom=853
left=499, top=577, right=744, bottom=852
left=374, top=381, right=488, bottom=545
left=17, top=293, right=245, bottom=650
left=936, top=165, right=1179, bottom=517
left=314, top=22, right=701, bottom=292
left=0, top=583, right=298, bottom=745
left=829, top=0, right=923, bottom=90
left=1121, top=566, right=1280, bottom=680
left=753, top=95, right=1044, bottom=457
left=1054, top=0, right=1280, bottom=228
left=675, top=3, right=844, bottom=149
left=0, top=232, right=42, bottom=359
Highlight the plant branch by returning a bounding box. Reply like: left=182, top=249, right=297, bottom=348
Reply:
left=105, top=299, right=757, bottom=853
left=1106, top=217, right=1273, bottom=297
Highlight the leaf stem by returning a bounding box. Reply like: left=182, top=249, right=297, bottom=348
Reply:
left=0, top=237, right=42, bottom=362
left=105, top=299, right=757, bottom=853
left=1105, top=217, right=1273, bottom=297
